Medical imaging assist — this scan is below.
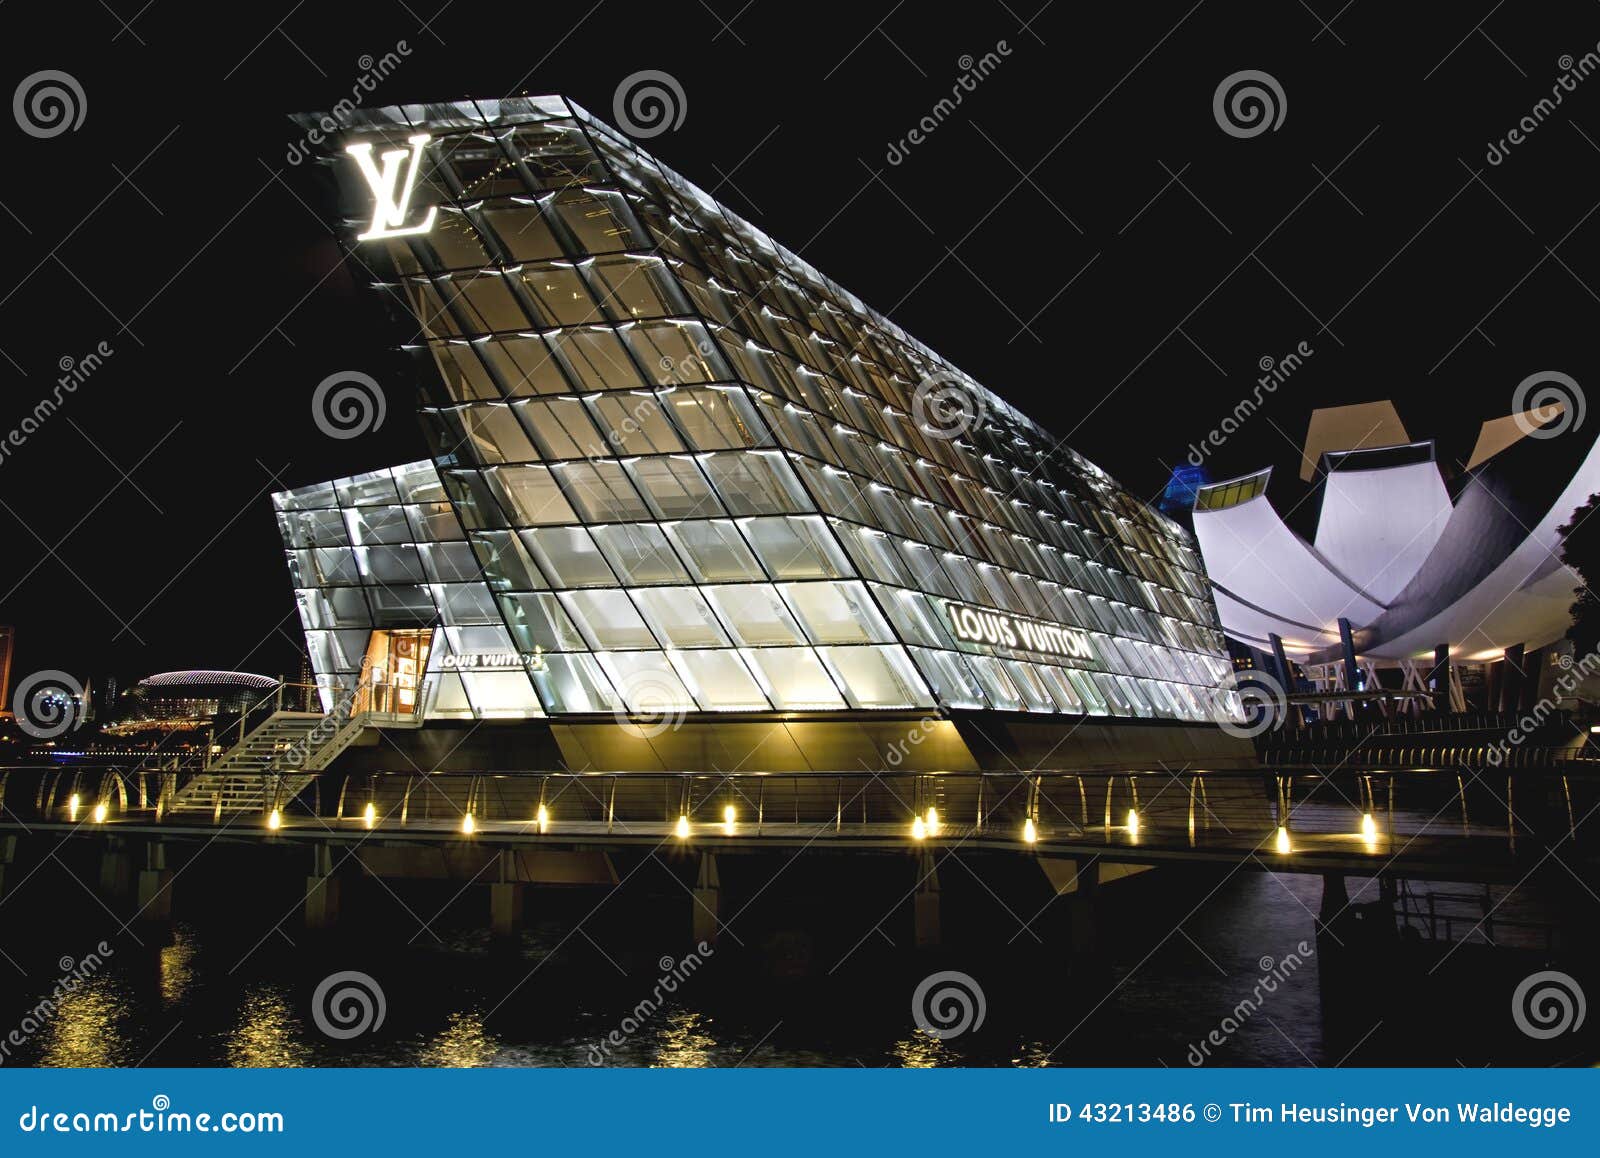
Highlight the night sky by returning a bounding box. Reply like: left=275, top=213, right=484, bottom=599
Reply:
left=3, top=0, right=1599, bottom=687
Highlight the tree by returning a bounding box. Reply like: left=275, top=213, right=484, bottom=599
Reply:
left=1558, top=492, right=1600, bottom=656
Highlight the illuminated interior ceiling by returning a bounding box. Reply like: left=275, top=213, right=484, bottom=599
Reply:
left=274, top=96, right=1237, bottom=725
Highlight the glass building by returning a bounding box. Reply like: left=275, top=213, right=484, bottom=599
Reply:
left=278, top=97, right=1235, bottom=742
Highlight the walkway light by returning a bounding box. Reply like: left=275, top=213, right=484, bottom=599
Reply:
left=1361, top=812, right=1377, bottom=840
left=1126, top=809, right=1140, bottom=836
left=1022, top=817, right=1038, bottom=844
left=92, top=802, right=107, bottom=824
left=363, top=802, right=376, bottom=829
left=1275, top=826, right=1291, bottom=854
left=722, top=804, right=735, bottom=833
left=536, top=804, right=550, bottom=833
left=911, top=815, right=927, bottom=840
left=925, top=806, right=940, bottom=836
left=267, top=808, right=282, bottom=831
left=462, top=812, right=475, bottom=835
left=675, top=814, right=690, bottom=839
left=68, top=794, right=80, bottom=822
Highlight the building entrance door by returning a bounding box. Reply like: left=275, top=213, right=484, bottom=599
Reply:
left=357, top=629, right=433, bottom=716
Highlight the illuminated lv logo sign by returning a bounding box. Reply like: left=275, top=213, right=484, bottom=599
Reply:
left=345, top=133, right=437, bottom=241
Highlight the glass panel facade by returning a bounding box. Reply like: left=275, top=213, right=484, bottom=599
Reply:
left=277, top=97, right=1231, bottom=724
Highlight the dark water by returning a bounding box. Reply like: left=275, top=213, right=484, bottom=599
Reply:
left=1, top=849, right=1591, bottom=1069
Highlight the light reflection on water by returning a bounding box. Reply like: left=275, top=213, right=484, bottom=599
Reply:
left=4, top=870, right=1572, bottom=1067
left=37, top=979, right=131, bottom=1068
left=226, top=985, right=312, bottom=1068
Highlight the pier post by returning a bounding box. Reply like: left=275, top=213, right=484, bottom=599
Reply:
left=304, top=844, right=343, bottom=932
left=692, top=852, right=721, bottom=946
left=0, top=834, right=16, bottom=898
left=97, top=837, right=133, bottom=902
left=135, top=841, right=174, bottom=923
left=489, top=850, right=524, bottom=941
left=913, top=851, right=940, bottom=949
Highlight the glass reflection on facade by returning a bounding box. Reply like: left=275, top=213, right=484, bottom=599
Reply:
left=278, top=96, right=1230, bottom=724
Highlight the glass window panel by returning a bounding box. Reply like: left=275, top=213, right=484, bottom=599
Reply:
left=424, top=209, right=497, bottom=267
left=702, top=584, right=806, bottom=645
left=627, top=321, right=724, bottom=385
left=816, top=645, right=934, bottom=709
left=1003, top=660, right=1057, bottom=713
left=870, top=585, right=956, bottom=648
left=739, top=515, right=852, bottom=579
left=550, top=188, right=648, bottom=253
left=343, top=505, right=411, bottom=545
left=588, top=255, right=683, bottom=320
left=550, top=326, right=642, bottom=390
left=498, top=591, right=587, bottom=651
left=551, top=461, right=649, bottom=522
left=739, top=647, right=846, bottom=710
left=560, top=589, right=657, bottom=649
left=521, top=526, right=617, bottom=586
left=894, top=539, right=957, bottom=597
left=532, top=653, right=621, bottom=713
left=667, top=387, right=771, bottom=450
left=456, top=403, right=538, bottom=464
left=625, top=456, right=724, bottom=519
left=438, top=582, right=500, bottom=625
left=516, top=263, right=602, bottom=326
left=295, top=587, right=369, bottom=630
left=838, top=526, right=912, bottom=585
left=289, top=547, right=361, bottom=586
left=630, top=587, right=729, bottom=648
left=779, top=581, right=893, bottom=644
left=663, top=519, right=765, bottom=581
left=700, top=451, right=811, bottom=516
left=790, top=456, right=868, bottom=519
left=586, top=391, right=685, bottom=454
left=451, top=272, right=530, bottom=332
left=481, top=335, right=574, bottom=396
left=472, top=529, right=547, bottom=589
left=515, top=397, right=609, bottom=458
left=488, top=464, right=577, bottom=525
left=459, top=671, right=544, bottom=717
left=357, top=545, right=425, bottom=584
left=367, top=585, right=437, bottom=626
left=669, top=649, right=770, bottom=710
left=590, top=523, right=690, bottom=584
left=430, top=342, right=501, bottom=402
left=965, top=654, right=1024, bottom=711
left=595, top=651, right=698, bottom=712
left=477, top=201, right=566, bottom=263
left=907, top=646, right=985, bottom=710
